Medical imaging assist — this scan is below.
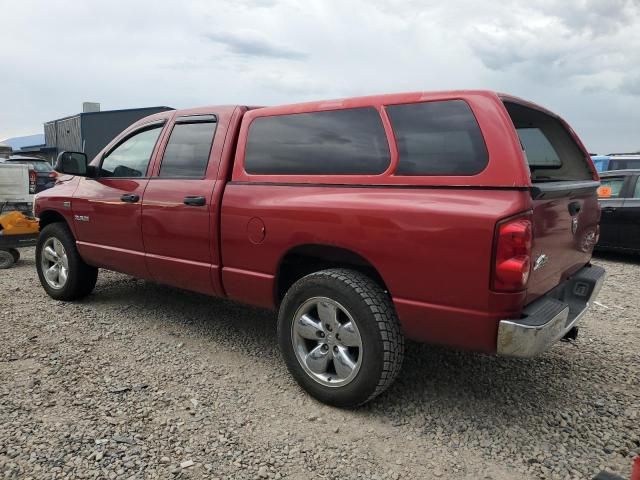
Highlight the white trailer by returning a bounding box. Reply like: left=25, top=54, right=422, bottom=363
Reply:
left=0, top=163, right=34, bottom=214
left=0, top=163, right=38, bottom=268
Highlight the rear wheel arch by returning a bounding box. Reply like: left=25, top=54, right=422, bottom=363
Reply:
left=275, top=244, right=389, bottom=305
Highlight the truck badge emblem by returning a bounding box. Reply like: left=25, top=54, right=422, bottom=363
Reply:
left=74, top=215, right=90, bottom=222
left=571, top=217, right=578, bottom=235
left=533, top=254, right=548, bottom=271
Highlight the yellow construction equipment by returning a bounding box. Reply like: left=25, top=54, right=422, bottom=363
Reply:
left=0, top=211, right=39, bottom=236
left=0, top=211, right=39, bottom=268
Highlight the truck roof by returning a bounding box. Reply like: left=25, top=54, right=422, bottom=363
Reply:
left=136, top=90, right=556, bottom=125
left=245, top=90, right=514, bottom=117
left=130, top=105, right=241, bottom=129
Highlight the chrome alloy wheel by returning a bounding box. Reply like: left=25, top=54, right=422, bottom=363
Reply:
left=40, top=237, right=69, bottom=289
left=291, top=297, right=363, bottom=387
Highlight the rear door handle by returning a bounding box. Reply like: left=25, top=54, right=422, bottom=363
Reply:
left=120, top=194, right=140, bottom=203
left=183, top=196, right=206, bottom=206
left=602, top=206, right=616, bottom=213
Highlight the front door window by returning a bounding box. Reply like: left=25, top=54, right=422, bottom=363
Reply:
left=100, top=127, right=163, bottom=178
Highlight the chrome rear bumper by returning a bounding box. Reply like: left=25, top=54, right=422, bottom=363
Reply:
left=497, top=264, right=606, bottom=357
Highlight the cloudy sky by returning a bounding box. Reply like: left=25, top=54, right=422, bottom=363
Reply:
left=1, top=0, right=638, bottom=153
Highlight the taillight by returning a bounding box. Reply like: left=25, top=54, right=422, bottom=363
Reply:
left=48, top=171, right=58, bottom=179
left=28, top=170, right=37, bottom=194
left=492, top=214, right=533, bottom=292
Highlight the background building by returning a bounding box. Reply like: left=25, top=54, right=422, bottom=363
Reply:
left=43, top=103, right=173, bottom=163
left=2, top=103, right=174, bottom=164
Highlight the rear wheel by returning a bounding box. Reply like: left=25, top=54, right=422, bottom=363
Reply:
left=36, top=223, right=98, bottom=300
left=0, top=249, right=15, bottom=269
left=278, top=268, right=404, bottom=408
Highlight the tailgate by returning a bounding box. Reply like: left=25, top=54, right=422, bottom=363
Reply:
left=527, top=182, right=600, bottom=302
left=501, top=99, right=600, bottom=304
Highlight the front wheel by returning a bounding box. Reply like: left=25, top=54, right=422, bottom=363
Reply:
left=36, top=222, right=98, bottom=300
left=278, top=268, right=404, bottom=408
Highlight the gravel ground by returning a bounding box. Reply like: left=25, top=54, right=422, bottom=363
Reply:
left=1, top=248, right=638, bottom=480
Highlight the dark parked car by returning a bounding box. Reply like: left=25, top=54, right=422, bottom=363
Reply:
left=4, top=156, right=57, bottom=193
left=597, top=169, right=640, bottom=252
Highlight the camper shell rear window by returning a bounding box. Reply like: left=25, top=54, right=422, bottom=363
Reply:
left=503, top=101, right=593, bottom=182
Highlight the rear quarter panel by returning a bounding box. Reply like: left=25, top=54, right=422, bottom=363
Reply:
left=221, top=185, right=532, bottom=352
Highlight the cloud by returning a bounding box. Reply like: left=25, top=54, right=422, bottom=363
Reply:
left=0, top=0, right=639, bottom=154
left=204, top=30, right=307, bottom=59
left=463, top=0, right=640, bottom=98
left=537, top=0, right=637, bottom=35
left=618, top=75, right=640, bottom=95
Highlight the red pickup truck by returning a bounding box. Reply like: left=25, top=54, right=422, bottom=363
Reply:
left=34, top=90, right=605, bottom=407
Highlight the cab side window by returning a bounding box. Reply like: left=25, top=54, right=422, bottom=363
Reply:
left=101, top=126, right=163, bottom=178
left=386, top=100, right=489, bottom=176
left=597, top=177, right=625, bottom=199
left=245, top=108, right=391, bottom=175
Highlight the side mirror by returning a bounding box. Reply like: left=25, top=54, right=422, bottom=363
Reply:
left=55, top=151, right=90, bottom=176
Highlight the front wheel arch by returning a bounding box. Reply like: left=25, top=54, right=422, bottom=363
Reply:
left=38, top=210, right=70, bottom=232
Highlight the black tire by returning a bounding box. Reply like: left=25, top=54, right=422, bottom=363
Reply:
left=0, top=249, right=15, bottom=269
left=278, top=268, right=404, bottom=408
left=36, top=222, right=98, bottom=300
left=9, top=248, right=20, bottom=262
